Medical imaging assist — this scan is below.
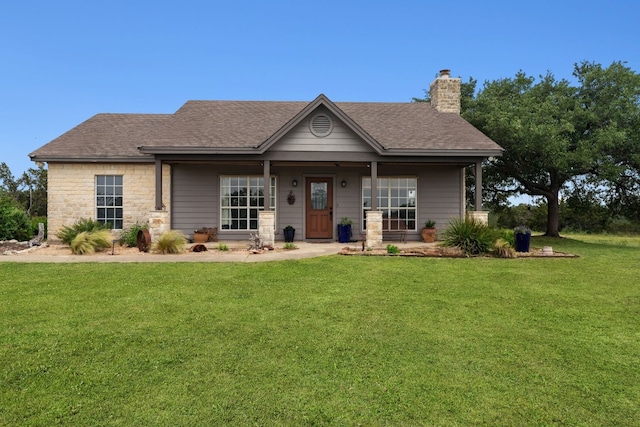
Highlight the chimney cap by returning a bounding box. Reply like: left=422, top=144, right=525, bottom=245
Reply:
left=439, top=69, right=451, bottom=78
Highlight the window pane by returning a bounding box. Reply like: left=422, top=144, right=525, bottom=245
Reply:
left=220, top=175, right=276, bottom=231
left=311, top=183, right=327, bottom=210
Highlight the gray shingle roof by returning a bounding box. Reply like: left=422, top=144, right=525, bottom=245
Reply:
left=30, top=95, right=502, bottom=162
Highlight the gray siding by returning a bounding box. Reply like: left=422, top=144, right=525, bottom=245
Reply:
left=271, top=109, right=374, bottom=153
left=171, top=164, right=218, bottom=235
left=171, top=163, right=464, bottom=242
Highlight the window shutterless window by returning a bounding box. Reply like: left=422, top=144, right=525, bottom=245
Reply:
left=220, top=176, right=276, bottom=230
left=362, top=177, right=417, bottom=230
left=96, top=175, right=123, bottom=229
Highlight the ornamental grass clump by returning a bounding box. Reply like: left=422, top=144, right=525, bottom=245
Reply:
left=152, top=230, right=187, bottom=254
left=57, top=218, right=111, bottom=245
left=70, top=230, right=113, bottom=255
left=494, top=238, right=516, bottom=258
left=442, top=217, right=497, bottom=256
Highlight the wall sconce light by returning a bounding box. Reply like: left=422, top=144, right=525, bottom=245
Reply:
left=292, top=179, right=298, bottom=187
left=341, top=180, right=347, bottom=188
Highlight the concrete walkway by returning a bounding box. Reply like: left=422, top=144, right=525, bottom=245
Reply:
left=0, top=241, right=431, bottom=263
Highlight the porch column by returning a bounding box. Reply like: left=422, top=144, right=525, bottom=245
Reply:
left=258, top=211, right=275, bottom=247
left=155, top=158, right=163, bottom=210
left=370, top=161, right=378, bottom=210
left=469, top=161, right=488, bottom=224
left=263, top=160, right=271, bottom=210
left=366, top=210, right=383, bottom=248
left=366, top=162, right=382, bottom=248
left=474, top=161, right=482, bottom=211
left=259, top=161, right=274, bottom=247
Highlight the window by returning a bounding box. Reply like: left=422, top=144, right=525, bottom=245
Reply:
left=220, top=176, right=276, bottom=230
left=96, top=175, right=123, bottom=229
left=362, top=177, right=417, bottom=230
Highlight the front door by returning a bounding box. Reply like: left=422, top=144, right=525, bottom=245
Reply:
left=306, top=177, right=333, bottom=239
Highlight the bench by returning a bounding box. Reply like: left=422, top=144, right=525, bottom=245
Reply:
left=383, top=219, right=407, bottom=243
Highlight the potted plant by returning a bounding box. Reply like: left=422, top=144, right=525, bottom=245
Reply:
left=421, top=220, right=437, bottom=243
left=338, top=217, right=353, bottom=243
left=514, top=225, right=531, bottom=252
left=283, top=225, right=295, bottom=243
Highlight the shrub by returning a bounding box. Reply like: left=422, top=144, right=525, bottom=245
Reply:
left=69, top=230, right=113, bottom=255
left=386, top=244, right=400, bottom=254
left=442, top=217, right=497, bottom=255
left=152, top=230, right=187, bottom=254
left=283, top=242, right=297, bottom=250
left=57, top=218, right=111, bottom=245
left=218, top=243, right=229, bottom=251
left=119, top=223, right=148, bottom=247
left=0, top=196, right=31, bottom=241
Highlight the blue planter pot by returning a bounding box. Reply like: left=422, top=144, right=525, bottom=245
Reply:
left=283, top=228, right=295, bottom=243
left=338, top=224, right=352, bottom=243
left=514, top=232, right=531, bottom=252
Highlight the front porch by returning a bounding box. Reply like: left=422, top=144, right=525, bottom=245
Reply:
left=146, top=159, right=489, bottom=248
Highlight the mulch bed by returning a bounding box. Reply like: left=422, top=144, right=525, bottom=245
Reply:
left=339, top=245, right=578, bottom=258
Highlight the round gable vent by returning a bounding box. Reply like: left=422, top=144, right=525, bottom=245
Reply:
left=310, top=114, right=333, bottom=137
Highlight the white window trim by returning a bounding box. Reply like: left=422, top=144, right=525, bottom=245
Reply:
left=362, top=176, right=418, bottom=231
left=220, top=175, right=277, bottom=231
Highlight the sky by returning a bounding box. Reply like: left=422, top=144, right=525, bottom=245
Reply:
left=2, top=0, right=639, bottom=177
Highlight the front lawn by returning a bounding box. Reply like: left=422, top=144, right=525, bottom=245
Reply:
left=1, top=236, right=639, bottom=426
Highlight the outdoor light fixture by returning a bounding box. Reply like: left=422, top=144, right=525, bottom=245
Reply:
left=292, top=179, right=298, bottom=187
left=341, top=180, right=347, bottom=188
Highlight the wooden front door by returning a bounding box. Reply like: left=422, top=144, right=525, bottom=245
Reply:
left=306, top=177, right=333, bottom=239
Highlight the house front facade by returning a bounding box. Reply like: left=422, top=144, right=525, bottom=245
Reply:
left=30, top=70, right=503, bottom=246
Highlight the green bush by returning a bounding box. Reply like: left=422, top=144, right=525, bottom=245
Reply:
left=0, top=196, right=31, bottom=241
left=119, top=223, right=148, bottom=247
left=152, top=230, right=187, bottom=254
left=386, top=244, right=400, bottom=254
left=70, top=230, right=113, bottom=255
left=218, top=243, right=229, bottom=251
left=57, top=218, right=111, bottom=245
left=442, top=217, right=498, bottom=255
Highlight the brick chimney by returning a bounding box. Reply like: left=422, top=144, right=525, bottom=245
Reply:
left=429, top=69, right=461, bottom=114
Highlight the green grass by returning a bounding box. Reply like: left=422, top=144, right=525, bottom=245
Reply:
left=1, top=236, right=639, bottom=426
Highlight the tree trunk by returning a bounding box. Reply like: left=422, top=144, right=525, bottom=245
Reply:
left=545, top=191, right=561, bottom=237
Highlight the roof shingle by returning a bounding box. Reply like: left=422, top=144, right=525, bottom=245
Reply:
left=30, top=96, right=501, bottom=161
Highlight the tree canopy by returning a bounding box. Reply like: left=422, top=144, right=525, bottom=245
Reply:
left=459, top=61, right=640, bottom=237
left=0, top=162, right=47, bottom=240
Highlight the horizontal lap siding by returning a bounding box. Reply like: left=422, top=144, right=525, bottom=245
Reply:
left=418, top=166, right=463, bottom=231
left=271, top=111, right=372, bottom=153
left=171, top=164, right=218, bottom=234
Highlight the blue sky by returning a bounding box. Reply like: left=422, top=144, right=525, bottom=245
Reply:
left=2, top=0, right=639, bottom=176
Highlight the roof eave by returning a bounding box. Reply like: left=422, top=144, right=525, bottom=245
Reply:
left=382, top=148, right=504, bottom=157
left=137, top=146, right=256, bottom=155
left=29, top=155, right=154, bottom=163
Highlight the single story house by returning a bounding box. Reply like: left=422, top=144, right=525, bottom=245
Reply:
left=30, top=70, right=503, bottom=246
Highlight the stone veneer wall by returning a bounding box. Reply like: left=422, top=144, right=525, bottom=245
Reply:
left=47, top=163, right=171, bottom=241
left=429, top=72, right=461, bottom=114
left=365, top=210, right=383, bottom=248
left=258, top=211, right=275, bottom=247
